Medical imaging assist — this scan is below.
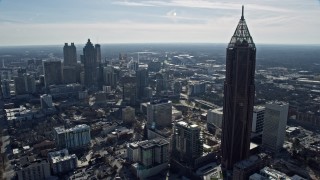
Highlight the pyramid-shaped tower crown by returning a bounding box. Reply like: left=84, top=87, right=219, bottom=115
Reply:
left=228, top=6, right=255, bottom=48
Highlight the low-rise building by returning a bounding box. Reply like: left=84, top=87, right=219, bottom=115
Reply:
left=249, top=166, right=306, bottom=180
left=233, top=153, right=269, bottom=180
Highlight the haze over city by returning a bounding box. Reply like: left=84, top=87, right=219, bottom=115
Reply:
left=1, top=1, right=320, bottom=180
left=0, top=0, right=320, bottom=45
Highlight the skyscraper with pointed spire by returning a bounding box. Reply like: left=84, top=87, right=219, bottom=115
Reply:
left=221, top=6, right=256, bottom=171
left=83, top=39, right=98, bottom=87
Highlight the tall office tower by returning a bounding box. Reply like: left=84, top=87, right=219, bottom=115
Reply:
left=252, top=106, right=265, bottom=134
left=262, top=101, right=289, bottom=153
left=14, top=76, right=27, bottom=95
left=24, top=74, right=36, bottom=94
left=54, top=124, right=91, bottom=150
left=103, top=66, right=117, bottom=89
left=122, top=76, right=137, bottom=106
left=221, top=6, right=257, bottom=171
left=40, top=94, right=53, bottom=109
left=0, top=75, right=3, bottom=100
left=95, top=44, right=101, bottom=63
left=147, top=99, right=172, bottom=129
left=63, top=43, right=77, bottom=66
left=43, top=60, right=63, bottom=88
left=1, top=79, right=11, bottom=98
left=172, top=121, right=203, bottom=168
left=14, top=73, right=36, bottom=95
left=83, top=39, right=98, bottom=87
left=63, top=66, right=77, bottom=84
left=136, top=68, right=148, bottom=100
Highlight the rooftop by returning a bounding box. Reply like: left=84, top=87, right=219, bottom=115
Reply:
left=177, top=121, right=199, bottom=129
left=260, top=167, right=288, bottom=179
left=254, top=105, right=265, bottom=111
left=234, top=153, right=267, bottom=169
left=267, top=101, right=289, bottom=107
left=139, top=138, right=169, bottom=149
left=209, top=108, right=223, bottom=114
left=54, top=124, right=90, bottom=134
left=52, top=154, right=77, bottom=164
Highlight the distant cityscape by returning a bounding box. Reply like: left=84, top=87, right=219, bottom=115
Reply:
left=1, top=6, right=320, bottom=180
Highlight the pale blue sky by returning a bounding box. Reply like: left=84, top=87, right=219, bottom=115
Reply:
left=0, top=0, right=319, bottom=45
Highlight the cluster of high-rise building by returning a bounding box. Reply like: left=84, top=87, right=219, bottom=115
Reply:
left=1, top=5, right=317, bottom=180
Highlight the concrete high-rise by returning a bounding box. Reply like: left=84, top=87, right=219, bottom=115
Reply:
left=24, top=74, right=36, bottom=94
left=63, top=43, right=77, bottom=66
left=83, top=39, right=98, bottom=87
left=172, top=121, right=203, bottom=168
left=48, top=149, right=78, bottom=175
left=262, top=101, right=289, bottom=153
left=147, top=99, right=172, bottom=130
left=207, top=108, right=223, bottom=129
left=103, top=66, right=117, bottom=89
left=14, top=73, right=36, bottom=95
left=54, top=124, right=91, bottom=150
left=43, top=60, right=63, bottom=88
left=252, top=106, right=265, bottom=134
left=40, top=94, right=53, bottom=109
left=221, top=6, right=257, bottom=171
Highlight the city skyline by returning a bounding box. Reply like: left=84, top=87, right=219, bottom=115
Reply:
left=0, top=0, right=320, bottom=45
left=1, top=7, right=320, bottom=179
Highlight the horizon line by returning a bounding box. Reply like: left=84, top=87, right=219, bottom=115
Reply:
left=1, top=42, right=320, bottom=48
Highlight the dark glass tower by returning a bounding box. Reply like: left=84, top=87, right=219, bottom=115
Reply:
left=221, top=6, right=256, bottom=171
left=136, top=68, right=149, bottom=100
left=83, top=39, right=98, bottom=87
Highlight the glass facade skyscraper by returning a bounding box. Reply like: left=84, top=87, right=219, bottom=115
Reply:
left=221, top=6, right=257, bottom=171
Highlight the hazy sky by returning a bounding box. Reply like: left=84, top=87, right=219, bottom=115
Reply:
left=0, top=0, right=320, bottom=45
